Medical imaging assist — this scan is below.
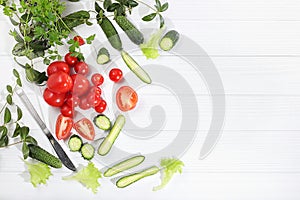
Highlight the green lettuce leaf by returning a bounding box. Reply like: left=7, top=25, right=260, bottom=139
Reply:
left=153, top=158, right=184, bottom=191
left=63, top=162, right=102, bottom=194
left=25, top=161, right=52, bottom=187
left=140, top=27, right=165, bottom=59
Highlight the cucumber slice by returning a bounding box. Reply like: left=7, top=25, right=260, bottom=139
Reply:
left=115, top=16, right=144, bottom=45
left=116, top=166, right=160, bottom=188
left=28, top=144, right=62, bottom=168
left=98, top=115, right=125, bottom=156
left=159, top=30, right=180, bottom=51
left=94, top=114, right=111, bottom=131
left=121, top=50, right=152, bottom=84
left=97, top=47, right=110, bottom=64
left=104, top=155, right=145, bottom=177
left=68, top=135, right=83, bottom=152
left=81, top=143, right=95, bottom=160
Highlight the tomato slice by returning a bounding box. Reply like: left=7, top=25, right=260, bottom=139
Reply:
left=55, top=114, right=73, bottom=140
left=73, top=118, right=95, bottom=141
left=116, top=86, right=138, bottom=112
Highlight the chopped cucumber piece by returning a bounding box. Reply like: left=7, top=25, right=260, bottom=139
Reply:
left=159, top=30, right=180, bottom=51
left=121, top=50, right=151, bottom=84
left=81, top=143, right=95, bottom=160
left=28, top=144, right=62, bottom=168
left=116, top=166, right=160, bottom=188
left=104, top=155, right=145, bottom=177
left=68, top=135, right=83, bottom=152
left=94, top=114, right=111, bottom=131
left=97, top=47, right=110, bottom=64
left=98, top=115, right=125, bottom=156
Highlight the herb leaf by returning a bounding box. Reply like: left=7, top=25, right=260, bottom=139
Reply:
left=4, top=108, right=11, bottom=124
left=142, top=13, right=157, bottom=21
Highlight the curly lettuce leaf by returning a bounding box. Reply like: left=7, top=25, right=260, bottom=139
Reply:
left=25, top=161, right=52, bottom=187
left=140, top=27, right=165, bottom=59
left=153, top=158, right=184, bottom=191
left=63, top=162, right=102, bottom=194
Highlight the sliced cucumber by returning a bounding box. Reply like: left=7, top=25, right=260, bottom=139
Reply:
left=159, top=30, right=180, bottom=51
left=68, top=135, right=83, bottom=152
left=115, top=16, right=144, bottom=45
left=104, top=155, right=145, bottom=177
left=116, top=166, right=160, bottom=188
left=81, top=143, right=95, bottom=160
left=98, top=115, right=125, bottom=156
left=97, top=47, right=110, bottom=64
left=94, top=114, right=111, bottom=131
left=121, top=50, right=152, bottom=84
left=28, top=144, right=62, bottom=168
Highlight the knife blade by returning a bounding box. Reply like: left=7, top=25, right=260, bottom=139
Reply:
left=16, top=88, right=76, bottom=171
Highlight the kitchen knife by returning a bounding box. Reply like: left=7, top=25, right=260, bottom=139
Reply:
left=16, top=88, right=76, bottom=171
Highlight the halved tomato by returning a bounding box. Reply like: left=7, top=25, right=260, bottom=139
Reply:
left=116, top=86, right=138, bottom=112
left=73, top=118, right=95, bottom=141
left=55, top=114, right=73, bottom=140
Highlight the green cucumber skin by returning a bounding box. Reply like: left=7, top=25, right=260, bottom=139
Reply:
left=94, top=114, right=111, bottom=130
left=68, top=135, right=83, bottom=152
left=115, top=16, right=144, bottom=45
left=116, top=166, right=160, bottom=188
left=97, top=16, right=123, bottom=51
left=160, top=30, right=180, bottom=51
left=98, top=115, right=125, bottom=156
left=104, top=155, right=145, bottom=177
left=28, top=144, right=62, bottom=168
left=81, top=144, right=95, bottom=160
left=61, top=11, right=90, bottom=30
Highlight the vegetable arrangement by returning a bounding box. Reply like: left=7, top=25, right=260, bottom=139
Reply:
left=0, top=0, right=183, bottom=194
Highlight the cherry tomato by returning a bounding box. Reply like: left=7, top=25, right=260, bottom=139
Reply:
left=74, top=61, right=89, bottom=76
left=66, top=94, right=80, bottom=108
left=79, top=97, right=91, bottom=110
left=60, top=103, right=75, bottom=118
left=94, top=99, right=107, bottom=113
left=116, top=86, right=138, bottom=112
left=91, top=73, right=104, bottom=86
left=64, top=52, right=78, bottom=67
left=73, top=118, right=95, bottom=141
left=55, top=114, right=73, bottom=140
left=88, top=92, right=102, bottom=108
left=73, top=36, right=85, bottom=46
left=71, top=74, right=90, bottom=96
left=43, top=88, right=66, bottom=107
left=109, top=68, right=123, bottom=82
left=47, top=71, right=73, bottom=94
left=89, top=86, right=102, bottom=96
left=47, top=61, right=70, bottom=76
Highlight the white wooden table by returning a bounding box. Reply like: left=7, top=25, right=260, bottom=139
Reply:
left=1, top=0, right=300, bottom=199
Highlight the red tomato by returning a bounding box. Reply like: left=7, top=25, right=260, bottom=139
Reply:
left=73, top=36, right=85, bottom=46
left=55, top=114, right=73, bottom=140
left=94, top=99, right=107, bottom=113
left=60, top=103, right=75, bottom=118
left=74, top=61, right=89, bottom=76
left=47, top=71, right=73, bottom=94
left=71, top=74, right=90, bottom=96
left=109, top=68, right=123, bottom=82
left=79, top=97, right=91, bottom=110
left=116, top=86, right=138, bottom=111
left=73, top=118, right=95, bottom=141
left=91, top=73, right=104, bottom=86
left=47, top=61, right=70, bottom=76
left=89, top=86, right=102, bottom=96
left=66, top=94, right=80, bottom=108
left=88, top=92, right=102, bottom=108
left=43, top=88, right=66, bottom=107
left=64, top=52, right=78, bottom=67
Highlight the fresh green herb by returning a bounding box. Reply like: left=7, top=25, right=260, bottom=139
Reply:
left=141, top=0, right=168, bottom=28
left=106, top=0, right=139, bottom=16
left=67, top=34, right=95, bottom=61
left=63, top=162, right=102, bottom=194
left=25, top=160, right=53, bottom=187
left=140, top=27, right=165, bottom=59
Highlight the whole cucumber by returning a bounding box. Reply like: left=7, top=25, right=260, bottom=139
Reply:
left=28, top=144, right=62, bottom=168
left=115, top=16, right=144, bottom=45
